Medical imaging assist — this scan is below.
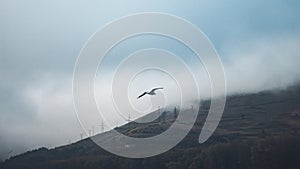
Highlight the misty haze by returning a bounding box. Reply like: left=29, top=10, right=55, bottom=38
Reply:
left=1, top=1, right=300, bottom=169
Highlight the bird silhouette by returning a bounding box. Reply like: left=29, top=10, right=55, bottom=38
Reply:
left=137, top=87, right=163, bottom=99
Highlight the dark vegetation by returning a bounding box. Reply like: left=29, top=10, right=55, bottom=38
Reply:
left=1, top=85, right=300, bottom=169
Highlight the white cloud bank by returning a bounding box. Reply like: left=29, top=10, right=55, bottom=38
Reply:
left=224, top=34, right=300, bottom=95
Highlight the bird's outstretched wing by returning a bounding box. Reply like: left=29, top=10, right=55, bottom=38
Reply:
left=137, top=92, right=148, bottom=99
left=150, top=87, right=163, bottom=93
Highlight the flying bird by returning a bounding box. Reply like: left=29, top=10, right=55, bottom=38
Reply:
left=137, top=87, right=164, bottom=99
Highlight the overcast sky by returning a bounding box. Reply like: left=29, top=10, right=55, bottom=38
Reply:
left=1, top=0, right=300, bottom=159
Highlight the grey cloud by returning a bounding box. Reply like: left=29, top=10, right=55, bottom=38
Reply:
left=0, top=0, right=300, bottom=160
left=0, top=84, right=36, bottom=123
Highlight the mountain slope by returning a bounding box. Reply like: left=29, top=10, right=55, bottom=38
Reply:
left=1, top=85, right=300, bottom=169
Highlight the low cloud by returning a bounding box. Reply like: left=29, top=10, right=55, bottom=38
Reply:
left=1, top=33, right=300, bottom=160
left=0, top=76, right=83, bottom=160
left=224, top=34, right=300, bottom=95
left=1, top=0, right=300, bottom=159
